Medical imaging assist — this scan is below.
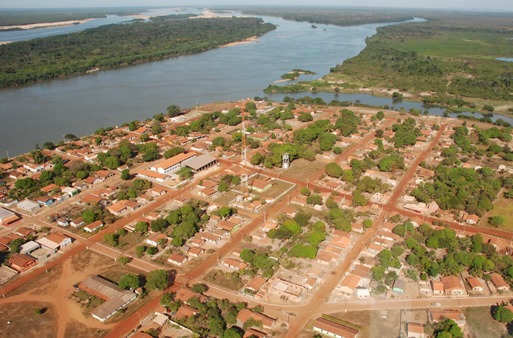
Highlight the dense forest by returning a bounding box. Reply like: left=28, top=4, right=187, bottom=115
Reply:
left=0, top=16, right=276, bottom=88
left=0, top=8, right=144, bottom=26
left=240, top=7, right=413, bottom=26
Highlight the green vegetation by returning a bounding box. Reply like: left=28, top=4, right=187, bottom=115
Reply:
left=160, top=292, right=249, bottom=337
left=0, top=8, right=143, bottom=26
left=239, top=248, right=278, bottom=278
left=493, top=303, right=513, bottom=323
left=325, top=15, right=513, bottom=111
left=0, top=16, right=275, bottom=88
left=241, top=7, right=413, bottom=27
left=391, top=220, right=513, bottom=284
left=280, top=69, right=316, bottom=80
left=145, top=269, right=170, bottom=291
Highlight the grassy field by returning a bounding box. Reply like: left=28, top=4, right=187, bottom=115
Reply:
left=484, top=196, right=513, bottom=231
left=465, top=307, right=507, bottom=338
left=281, top=158, right=327, bottom=182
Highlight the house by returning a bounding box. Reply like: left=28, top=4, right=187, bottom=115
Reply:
left=19, top=241, right=40, bottom=255
left=432, top=280, right=444, bottom=295
left=15, top=227, right=35, bottom=238
left=407, top=322, right=425, bottom=338
left=223, top=258, right=248, bottom=271
left=71, top=217, right=85, bottom=228
left=491, top=273, right=510, bottom=292
left=95, top=170, right=114, bottom=181
left=17, top=200, right=40, bottom=214
left=236, top=309, right=275, bottom=330
left=167, top=253, right=188, bottom=266
left=464, top=214, right=479, bottom=225
left=145, top=233, right=167, bottom=247
left=243, top=329, right=267, bottom=338
left=429, top=309, right=466, bottom=328
left=313, top=317, right=359, bottom=338
left=137, top=170, right=168, bottom=183
left=149, top=185, right=167, bottom=197
left=356, top=287, right=370, bottom=299
left=188, top=246, right=204, bottom=257
left=174, top=305, right=199, bottom=320
left=245, top=275, right=267, bottom=294
left=466, top=277, right=483, bottom=293
left=45, top=233, right=72, bottom=248
left=8, top=254, right=37, bottom=272
left=250, top=178, right=272, bottom=193
left=36, top=196, right=55, bottom=207
left=175, top=287, right=208, bottom=304
left=107, top=202, right=126, bottom=215
left=337, top=274, right=361, bottom=297
left=84, top=220, right=104, bottom=233
left=80, top=194, right=103, bottom=205
left=0, top=208, right=20, bottom=225
left=441, top=276, right=465, bottom=296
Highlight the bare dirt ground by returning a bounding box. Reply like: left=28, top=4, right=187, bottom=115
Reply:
left=0, top=250, right=133, bottom=338
left=0, top=302, right=57, bottom=338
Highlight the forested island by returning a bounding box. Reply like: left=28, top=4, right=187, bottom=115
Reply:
left=0, top=8, right=146, bottom=26
left=0, top=16, right=276, bottom=88
left=263, top=12, right=513, bottom=116
left=240, top=7, right=413, bottom=26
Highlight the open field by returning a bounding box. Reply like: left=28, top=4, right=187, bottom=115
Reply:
left=0, top=302, right=57, bottom=338
left=465, top=307, right=508, bottom=338
left=483, top=196, right=513, bottom=231
left=280, top=158, right=327, bottom=182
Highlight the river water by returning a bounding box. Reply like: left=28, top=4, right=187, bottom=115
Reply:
left=0, top=9, right=416, bottom=156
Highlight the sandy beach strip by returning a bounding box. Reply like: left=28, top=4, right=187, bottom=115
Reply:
left=222, top=36, right=259, bottom=48
left=0, top=18, right=93, bottom=31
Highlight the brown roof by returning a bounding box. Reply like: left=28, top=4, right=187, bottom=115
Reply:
left=45, top=233, right=70, bottom=246
left=237, top=309, right=275, bottom=328
left=430, top=309, right=464, bottom=322
left=245, top=275, right=267, bottom=292
left=466, top=276, right=482, bottom=289
left=153, top=152, right=196, bottom=171
left=15, top=227, right=35, bottom=237
left=408, top=322, right=424, bottom=334
left=441, top=276, right=463, bottom=291
left=8, top=254, right=37, bottom=271
left=352, top=265, right=370, bottom=279
left=224, top=258, right=248, bottom=270
left=432, top=280, right=444, bottom=292
left=340, top=274, right=361, bottom=290
left=491, top=273, right=509, bottom=289
left=243, top=329, right=267, bottom=338
left=174, top=305, right=198, bottom=320
left=81, top=194, right=102, bottom=204
left=314, top=317, right=359, bottom=338
left=175, top=287, right=207, bottom=304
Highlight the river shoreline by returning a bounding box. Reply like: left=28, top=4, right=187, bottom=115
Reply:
left=0, top=18, right=94, bottom=31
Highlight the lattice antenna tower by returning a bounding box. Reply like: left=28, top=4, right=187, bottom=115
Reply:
left=241, top=100, right=248, bottom=188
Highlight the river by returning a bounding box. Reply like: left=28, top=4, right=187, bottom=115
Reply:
left=1, top=10, right=415, bottom=156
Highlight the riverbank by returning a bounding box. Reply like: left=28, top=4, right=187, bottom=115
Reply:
left=0, top=19, right=93, bottom=31
left=222, top=36, right=258, bottom=48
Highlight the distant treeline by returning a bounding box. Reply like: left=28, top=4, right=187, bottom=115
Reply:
left=241, top=7, right=413, bottom=26
left=0, top=16, right=276, bottom=88
left=0, top=8, right=146, bottom=26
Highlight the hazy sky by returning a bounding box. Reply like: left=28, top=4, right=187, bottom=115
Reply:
left=1, top=0, right=513, bottom=11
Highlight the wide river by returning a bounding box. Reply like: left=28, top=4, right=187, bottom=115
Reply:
left=1, top=9, right=416, bottom=156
